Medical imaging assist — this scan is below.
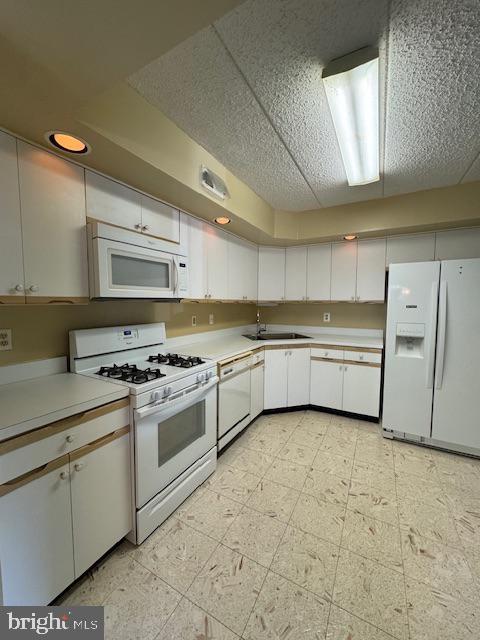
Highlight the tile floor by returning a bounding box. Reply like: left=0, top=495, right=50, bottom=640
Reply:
left=58, top=410, right=480, bottom=639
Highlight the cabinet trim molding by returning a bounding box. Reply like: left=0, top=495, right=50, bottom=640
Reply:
left=25, top=296, right=89, bottom=305
left=313, top=343, right=382, bottom=353
left=69, top=425, right=130, bottom=462
left=311, top=356, right=344, bottom=364
left=0, top=454, right=69, bottom=497
left=0, top=296, right=25, bottom=304
left=0, top=398, right=129, bottom=455
left=263, top=344, right=310, bottom=351
left=343, top=359, right=381, bottom=368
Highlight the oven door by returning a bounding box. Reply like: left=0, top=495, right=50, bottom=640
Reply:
left=134, top=377, right=218, bottom=508
left=91, top=236, right=183, bottom=299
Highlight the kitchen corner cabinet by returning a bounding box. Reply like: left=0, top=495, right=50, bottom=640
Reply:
left=306, top=244, right=331, bottom=301
left=285, top=246, right=307, bottom=300
left=258, top=247, right=286, bottom=301
left=264, top=347, right=310, bottom=409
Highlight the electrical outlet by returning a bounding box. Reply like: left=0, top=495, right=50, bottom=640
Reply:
left=0, top=328, right=12, bottom=351
left=191, top=315, right=197, bottom=327
left=323, top=312, right=331, bottom=323
left=209, top=313, right=214, bottom=325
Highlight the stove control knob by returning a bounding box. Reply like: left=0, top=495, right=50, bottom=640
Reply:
left=197, top=373, right=206, bottom=384
left=163, top=386, right=172, bottom=398
left=206, top=370, right=213, bottom=380
left=152, top=391, right=160, bottom=403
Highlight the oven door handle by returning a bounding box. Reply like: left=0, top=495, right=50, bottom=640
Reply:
left=134, top=376, right=218, bottom=421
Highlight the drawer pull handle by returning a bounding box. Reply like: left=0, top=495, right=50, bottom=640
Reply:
left=66, top=435, right=74, bottom=443
left=59, top=471, right=69, bottom=480
left=223, top=368, right=234, bottom=375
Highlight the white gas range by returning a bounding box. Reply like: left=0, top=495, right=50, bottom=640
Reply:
left=70, top=323, right=218, bottom=543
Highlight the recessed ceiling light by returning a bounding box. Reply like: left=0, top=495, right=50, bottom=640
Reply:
left=343, top=234, right=357, bottom=241
left=214, top=216, right=231, bottom=225
left=323, top=47, right=379, bottom=186
left=46, top=131, right=91, bottom=154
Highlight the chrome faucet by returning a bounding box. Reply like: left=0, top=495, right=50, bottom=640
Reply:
left=256, top=310, right=267, bottom=336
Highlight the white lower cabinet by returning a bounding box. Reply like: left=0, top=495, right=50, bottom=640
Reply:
left=70, top=431, right=132, bottom=578
left=250, top=359, right=264, bottom=420
left=310, top=359, right=344, bottom=410
left=342, top=363, right=381, bottom=418
left=264, top=348, right=310, bottom=410
left=0, top=457, right=74, bottom=606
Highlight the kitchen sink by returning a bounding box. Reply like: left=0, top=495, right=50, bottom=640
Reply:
left=242, top=332, right=311, bottom=341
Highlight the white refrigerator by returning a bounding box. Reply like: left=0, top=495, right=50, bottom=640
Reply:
left=383, top=258, right=480, bottom=453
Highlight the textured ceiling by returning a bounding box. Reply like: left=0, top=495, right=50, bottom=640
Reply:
left=128, top=0, right=479, bottom=212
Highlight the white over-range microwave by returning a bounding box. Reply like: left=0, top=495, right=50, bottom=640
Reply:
left=87, top=222, right=189, bottom=299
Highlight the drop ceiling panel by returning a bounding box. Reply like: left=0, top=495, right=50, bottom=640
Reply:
left=215, top=0, right=388, bottom=207
left=128, top=26, right=319, bottom=210
left=384, top=0, right=480, bottom=196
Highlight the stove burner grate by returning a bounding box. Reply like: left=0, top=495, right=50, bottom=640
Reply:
left=97, top=363, right=166, bottom=384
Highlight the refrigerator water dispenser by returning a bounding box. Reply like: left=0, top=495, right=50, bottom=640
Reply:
left=395, top=323, right=425, bottom=358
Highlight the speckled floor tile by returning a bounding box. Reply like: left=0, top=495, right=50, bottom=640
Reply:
left=447, top=494, right=480, bottom=549
left=326, top=605, right=395, bottom=640
left=104, top=561, right=181, bottom=640
left=327, top=423, right=358, bottom=442
left=395, top=473, right=448, bottom=509
left=288, top=425, right=326, bottom=449
left=347, top=480, right=398, bottom=526
left=311, top=450, right=354, bottom=480
left=356, top=421, right=382, bottom=436
left=393, top=451, right=438, bottom=481
left=245, top=433, right=288, bottom=456
left=246, top=479, right=300, bottom=523
left=341, top=510, right=403, bottom=573
left=277, top=442, right=317, bottom=466
left=177, top=490, right=241, bottom=540
left=401, top=531, right=478, bottom=603
left=398, top=498, right=461, bottom=548
left=298, top=417, right=331, bottom=437
left=437, top=466, right=480, bottom=498
left=132, top=518, right=218, bottom=593
left=333, top=550, right=408, bottom=639
left=207, top=465, right=260, bottom=504
left=174, top=484, right=210, bottom=520
left=303, top=468, right=350, bottom=506
left=291, top=492, right=346, bottom=545
left=229, top=448, right=274, bottom=477
left=222, top=506, right=286, bottom=567
left=391, top=441, right=435, bottom=461
left=157, top=597, right=240, bottom=639
left=187, top=544, right=267, bottom=636
left=271, top=526, right=339, bottom=600
left=264, top=458, right=309, bottom=491
left=320, top=434, right=357, bottom=458
left=431, top=449, right=480, bottom=474
left=406, top=578, right=480, bottom=640
left=243, top=571, right=330, bottom=640
left=351, top=460, right=396, bottom=489
left=263, top=411, right=304, bottom=427
left=354, top=437, right=394, bottom=468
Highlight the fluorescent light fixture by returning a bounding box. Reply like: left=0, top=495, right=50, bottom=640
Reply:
left=322, top=47, right=379, bottom=186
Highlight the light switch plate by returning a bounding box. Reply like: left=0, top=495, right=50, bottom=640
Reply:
left=191, top=315, right=197, bottom=327
left=323, top=312, right=331, bottom=323
left=0, top=328, right=12, bottom=351
left=209, top=314, right=214, bottom=325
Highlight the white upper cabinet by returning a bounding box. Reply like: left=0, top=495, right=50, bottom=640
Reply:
left=205, top=224, right=229, bottom=300
left=306, top=244, right=331, bottom=301
left=258, top=247, right=286, bottom=301
left=228, top=235, right=258, bottom=301
left=356, top=238, right=386, bottom=302
left=187, top=217, right=208, bottom=299
left=140, top=195, right=180, bottom=243
left=0, top=132, right=24, bottom=303
left=434, top=228, right=480, bottom=260
left=17, top=142, right=88, bottom=302
left=386, top=233, right=435, bottom=266
left=86, top=170, right=141, bottom=231
left=285, top=246, right=307, bottom=301
left=331, top=241, right=357, bottom=301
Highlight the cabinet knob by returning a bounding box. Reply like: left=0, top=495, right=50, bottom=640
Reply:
left=59, top=471, right=69, bottom=480
left=359, top=355, right=364, bottom=360
left=74, top=463, right=84, bottom=472
left=142, top=225, right=149, bottom=231
left=66, top=435, right=74, bottom=443
left=14, top=284, right=24, bottom=292
left=28, top=285, right=39, bottom=293
left=134, top=223, right=142, bottom=230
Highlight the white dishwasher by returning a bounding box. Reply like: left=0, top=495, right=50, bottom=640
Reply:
left=218, top=351, right=252, bottom=450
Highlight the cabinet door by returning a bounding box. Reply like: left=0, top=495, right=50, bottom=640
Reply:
left=18, top=142, right=88, bottom=301
left=85, top=170, right=141, bottom=231
left=287, top=348, right=310, bottom=406
left=285, top=247, right=307, bottom=301
left=310, top=360, right=343, bottom=410
left=331, top=241, right=357, bottom=301
left=0, top=132, right=24, bottom=302
left=250, top=363, right=264, bottom=420
left=187, top=217, right=208, bottom=299
left=0, top=458, right=74, bottom=605
left=227, top=235, right=257, bottom=301
left=140, top=194, right=180, bottom=243
left=434, top=228, right=480, bottom=260
left=264, top=349, right=288, bottom=409
left=342, top=364, right=380, bottom=417
left=244, top=241, right=258, bottom=301
left=70, top=432, right=132, bottom=578
left=386, top=233, right=435, bottom=266
left=258, top=247, right=286, bottom=301
left=306, top=244, right=331, bottom=301
left=356, top=238, right=386, bottom=302
left=205, top=225, right=229, bottom=300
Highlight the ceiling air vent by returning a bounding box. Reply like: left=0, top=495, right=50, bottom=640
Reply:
left=200, top=166, right=230, bottom=200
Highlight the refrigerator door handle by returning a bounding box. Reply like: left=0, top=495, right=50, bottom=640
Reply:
left=434, top=280, right=447, bottom=390
left=426, top=280, right=439, bottom=389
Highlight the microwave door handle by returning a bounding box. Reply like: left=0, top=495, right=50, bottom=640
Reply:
left=134, top=376, right=219, bottom=421
left=172, top=258, right=179, bottom=295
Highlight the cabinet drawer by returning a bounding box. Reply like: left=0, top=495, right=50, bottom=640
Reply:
left=344, top=350, right=382, bottom=365
left=251, top=350, right=264, bottom=366
left=311, top=347, right=344, bottom=361
left=0, top=399, right=129, bottom=484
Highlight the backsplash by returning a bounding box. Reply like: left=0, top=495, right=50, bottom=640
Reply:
left=0, top=302, right=257, bottom=366
left=258, top=302, right=386, bottom=330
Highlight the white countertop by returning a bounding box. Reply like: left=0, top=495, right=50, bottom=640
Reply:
left=0, top=373, right=129, bottom=441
